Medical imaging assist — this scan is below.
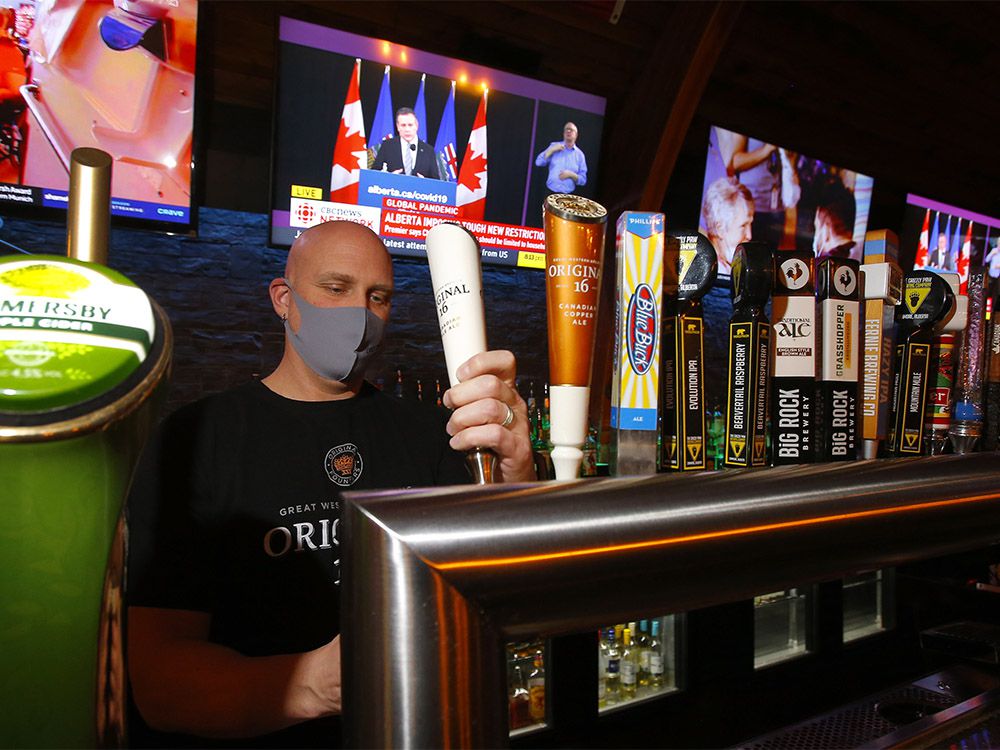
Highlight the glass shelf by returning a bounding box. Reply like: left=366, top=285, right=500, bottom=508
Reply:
left=754, top=588, right=810, bottom=669
left=844, top=571, right=886, bottom=642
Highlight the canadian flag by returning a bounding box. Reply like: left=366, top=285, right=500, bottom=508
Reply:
left=915, top=208, right=930, bottom=268
left=958, top=220, right=973, bottom=294
left=329, top=59, right=367, bottom=203
left=456, top=90, right=488, bottom=220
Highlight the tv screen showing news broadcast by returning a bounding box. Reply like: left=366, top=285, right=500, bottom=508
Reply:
left=0, top=0, right=198, bottom=230
left=269, top=16, right=606, bottom=268
left=903, top=193, right=1000, bottom=291
left=698, top=124, right=874, bottom=276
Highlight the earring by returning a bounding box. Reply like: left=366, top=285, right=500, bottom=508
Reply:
left=281, top=313, right=287, bottom=322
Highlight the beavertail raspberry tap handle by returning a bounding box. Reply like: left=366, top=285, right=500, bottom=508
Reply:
left=725, top=241, right=772, bottom=468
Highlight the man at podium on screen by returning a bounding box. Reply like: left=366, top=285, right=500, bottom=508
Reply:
left=372, top=107, right=440, bottom=180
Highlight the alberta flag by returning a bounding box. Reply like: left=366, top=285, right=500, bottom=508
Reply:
left=330, top=59, right=367, bottom=203
left=367, top=65, right=394, bottom=167
left=434, top=81, right=458, bottom=182
left=456, top=89, right=488, bottom=220
left=414, top=74, right=428, bottom=142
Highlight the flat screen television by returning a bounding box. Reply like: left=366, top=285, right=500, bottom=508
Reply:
left=698, top=124, right=874, bottom=276
left=903, top=193, right=1000, bottom=287
left=270, top=16, right=606, bottom=268
left=0, top=0, right=198, bottom=233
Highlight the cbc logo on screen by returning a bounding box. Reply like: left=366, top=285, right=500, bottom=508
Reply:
left=295, top=201, right=317, bottom=225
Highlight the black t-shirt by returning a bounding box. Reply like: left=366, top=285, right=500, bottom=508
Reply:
left=126, top=380, right=470, bottom=747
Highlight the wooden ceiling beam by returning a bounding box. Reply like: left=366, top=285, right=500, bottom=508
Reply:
left=588, top=1, right=743, bottom=439
left=638, top=2, right=744, bottom=211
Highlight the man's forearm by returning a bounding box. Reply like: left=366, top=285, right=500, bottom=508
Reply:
left=731, top=143, right=775, bottom=173
left=129, top=608, right=340, bottom=739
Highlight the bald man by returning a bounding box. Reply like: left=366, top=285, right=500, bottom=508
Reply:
left=535, top=121, right=588, bottom=194
left=125, top=221, right=534, bottom=747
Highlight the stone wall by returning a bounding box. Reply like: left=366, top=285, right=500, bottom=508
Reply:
left=0, top=208, right=549, bottom=414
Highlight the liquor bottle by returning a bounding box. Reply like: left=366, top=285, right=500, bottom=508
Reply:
left=508, top=663, right=530, bottom=730
left=648, top=619, right=664, bottom=689
left=597, top=629, right=608, bottom=708
left=526, top=380, right=537, bottom=412
left=532, top=395, right=548, bottom=452
left=526, top=381, right=539, bottom=444
left=604, top=627, right=621, bottom=704
left=582, top=424, right=599, bottom=476
left=707, top=405, right=725, bottom=470
left=541, top=382, right=551, bottom=446
left=435, top=378, right=444, bottom=408
left=393, top=368, right=405, bottom=399
left=416, top=379, right=424, bottom=402
left=527, top=653, right=545, bottom=722
left=620, top=627, right=638, bottom=700
left=636, top=620, right=651, bottom=687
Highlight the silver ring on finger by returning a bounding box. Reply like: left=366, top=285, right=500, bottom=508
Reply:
left=500, top=402, right=515, bottom=428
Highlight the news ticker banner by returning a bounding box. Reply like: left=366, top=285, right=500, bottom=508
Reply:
left=282, top=172, right=546, bottom=269
left=0, top=183, right=191, bottom=224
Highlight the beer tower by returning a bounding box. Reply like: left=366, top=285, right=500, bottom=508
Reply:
left=888, top=271, right=952, bottom=456
left=770, top=250, right=817, bottom=465
left=609, top=212, right=664, bottom=476
left=983, top=277, right=1000, bottom=450
left=660, top=231, right=716, bottom=471
left=925, top=272, right=965, bottom=455
left=859, top=230, right=903, bottom=459
left=949, top=268, right=989, bottom=453
left=724, top=241, right=772, bottom=468
left=543, top=194, right=607, bottom=480
left=0, top=149, right=171, bottom=747
left=816, top=257, right=861, bottom=461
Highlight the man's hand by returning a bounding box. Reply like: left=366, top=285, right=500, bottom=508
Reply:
left=442, top=350, right=537, bottom=483
left=296, top=636, right=341, bottom=719
left=546, top=143, right=565, bottom=158
left=558, top=169, right=577, bottom=182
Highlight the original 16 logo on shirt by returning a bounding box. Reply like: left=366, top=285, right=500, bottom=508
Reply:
left=325, top=443, right=363, bottom=486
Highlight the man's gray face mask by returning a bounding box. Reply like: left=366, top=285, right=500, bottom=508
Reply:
left=283, top=280, right=386, bottom=383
